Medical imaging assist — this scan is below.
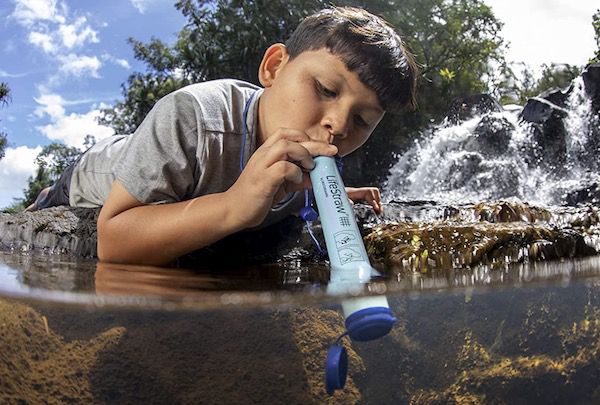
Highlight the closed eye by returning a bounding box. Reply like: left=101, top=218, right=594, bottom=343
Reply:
left=315, top=80, right=337, bottom=98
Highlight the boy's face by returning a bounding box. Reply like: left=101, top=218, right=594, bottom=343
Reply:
left=258, top=46, right=385, bottom=157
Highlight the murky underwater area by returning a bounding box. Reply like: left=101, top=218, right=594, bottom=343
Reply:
left=2, top=250, right=600, bottom=404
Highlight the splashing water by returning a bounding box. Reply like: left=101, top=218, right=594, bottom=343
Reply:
left=384, top=77, right=600, bottom=206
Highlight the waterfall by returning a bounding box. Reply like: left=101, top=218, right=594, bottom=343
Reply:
left=384, top=76, right=600, bottom=206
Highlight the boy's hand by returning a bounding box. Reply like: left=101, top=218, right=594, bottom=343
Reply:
left=226, top=128, right=338, bottom=228
left=345, top=187, right=383, bottom=215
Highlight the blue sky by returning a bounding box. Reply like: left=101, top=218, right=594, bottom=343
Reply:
left=0, top=0, right=598, bottom=209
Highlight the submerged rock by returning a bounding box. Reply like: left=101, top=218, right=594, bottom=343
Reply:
left=412, top=306, right=600, bottom=405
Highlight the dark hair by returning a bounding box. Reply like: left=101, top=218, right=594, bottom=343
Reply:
left=286, top=6, right=418, bottom=112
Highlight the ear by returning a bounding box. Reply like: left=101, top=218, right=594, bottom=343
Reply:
left=258, top=43, right=289, bottom=87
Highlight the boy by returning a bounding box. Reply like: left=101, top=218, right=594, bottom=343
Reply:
left=28, top=6, right=418, bottom=265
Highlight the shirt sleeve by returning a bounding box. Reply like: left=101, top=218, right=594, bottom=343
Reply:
left=115, top=90, right=203, bottom=204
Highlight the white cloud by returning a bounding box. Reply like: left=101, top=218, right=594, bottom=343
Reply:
left=37, top=109, right=114, bottom=148
left=58, top=54, right=101, bottom=78
left=11, top=0, right=103, bottom=82
left=0, top=69, right=27, bottom=79
left=34, top=93, right=65, bottom=119
left=29, top=31, right=57, bottom=54
left=130, top=0, right=158, bottom=14
left=11, top=0, right=66, bottom=27
left=0, top=145, right=42, bottom=208
left=101, top=54, right=131, bottom=70
left=114, top=58, right=131, bottom=70
left=58, top=16, right=98, bottom=49
left=34, top=92, right=114, bottom=149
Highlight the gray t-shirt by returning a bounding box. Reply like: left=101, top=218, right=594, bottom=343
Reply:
left=69, top=79, right=303, bottom=226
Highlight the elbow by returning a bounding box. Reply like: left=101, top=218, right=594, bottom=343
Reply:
left=96, top=208, right=130, bottom=264
left=96, top=215, right=117, bottom=263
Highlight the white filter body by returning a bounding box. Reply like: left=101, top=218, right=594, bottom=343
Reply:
left=310, top=156, right=390, bottom=318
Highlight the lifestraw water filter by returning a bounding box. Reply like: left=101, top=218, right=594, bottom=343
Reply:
left=309, top=156, right=396, bottom=394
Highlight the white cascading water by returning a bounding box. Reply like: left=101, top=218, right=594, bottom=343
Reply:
left=384, top=77, right=599, bottom=207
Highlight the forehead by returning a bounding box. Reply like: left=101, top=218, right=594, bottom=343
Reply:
left=290, top=49, right=383, bottom=112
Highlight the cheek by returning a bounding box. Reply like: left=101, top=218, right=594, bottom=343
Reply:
left=288, top=100, right=321, bottom=127
left=337, top=131, right=372, bottom=156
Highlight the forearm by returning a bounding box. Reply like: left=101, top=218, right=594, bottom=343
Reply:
left=97, top=191, right=244, bottom=266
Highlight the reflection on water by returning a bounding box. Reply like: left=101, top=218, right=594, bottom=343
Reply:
left=4, top=250, right=600, bottom=306
left=0, top=250, right=334, bottom=309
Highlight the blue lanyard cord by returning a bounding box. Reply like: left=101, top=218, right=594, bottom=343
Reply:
left=240, top=91, right=257, bottom=171
left=303, top=188, right=326, bottom=256
left=335, top=154, right=344, bottom=174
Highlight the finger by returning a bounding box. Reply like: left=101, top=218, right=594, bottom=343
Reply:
left=261, top=128, right=338, bottom=159
left=373, top=189, right=383, bottom=214
left=268, top=160, right=304, bottom=186
left=271, top=167, right=307, bottom=206
left=299, top=140, right=338, bottom=159
left=261, top=128, right=311, bottom=147
left=364, top=190, right=382, bottom=215
left=263, top=139, right=336, bottom=171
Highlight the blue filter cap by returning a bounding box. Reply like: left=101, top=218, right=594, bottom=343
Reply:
left=345, top=307, right=397, bottom=341
left=325, top=343, right=348, bottom=395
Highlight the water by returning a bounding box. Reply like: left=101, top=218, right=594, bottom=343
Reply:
left=385, top=77, right=600, bottom=206
left=2, top=75, right=600, bottom=403
left=2, top=251, right=600, bottom=403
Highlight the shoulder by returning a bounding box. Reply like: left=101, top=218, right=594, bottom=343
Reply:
left=177, top=79, right=259, bottom=109
left=174, top=79, right=261, bottom=132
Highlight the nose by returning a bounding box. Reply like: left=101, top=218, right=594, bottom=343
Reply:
left=321, top=108, right=349, bottom=143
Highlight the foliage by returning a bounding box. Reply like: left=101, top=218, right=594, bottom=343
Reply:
left=1, top=200, right=25, bottom=214
left=0, top=132, right=6, bottom=161
left=379, top=0, right=506, bottom=122
left=22, top=166, right=53, bottom=208
left=17, top=142, right=83, bottom=208
left=0, top=82, right=9, bottom=106
left=498, top=63, right=582, bottom=105
left=35, top=142, right=82, bottom=181
left=0, top=81, right=10, bottom=161
left=592, top=9, right=600, bottom=64
left=98, top=0, right=507, bottom=184
left=99, top=0, right=329, bottom=134
left=535, top=64, right=581, bottom=93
